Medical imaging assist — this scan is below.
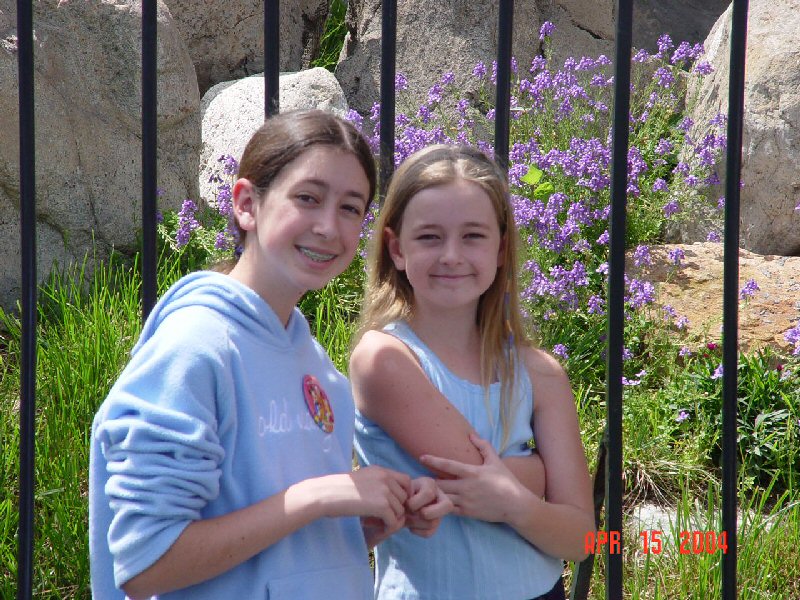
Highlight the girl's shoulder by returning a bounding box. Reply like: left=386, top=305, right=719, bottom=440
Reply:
left=519, top=346, right=572, bottom=409
left=350, top=329, right=419, bottom=377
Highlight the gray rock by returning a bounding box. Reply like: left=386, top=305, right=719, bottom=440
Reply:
left=165, top=0, right=330, bottom=96
left=684, top=0, right=800, bottom=256
left=632, top=0, right=730, bottom=53
left=0, top=0, right=201, bottom=313
left=199, top=68, right=348, bottom=205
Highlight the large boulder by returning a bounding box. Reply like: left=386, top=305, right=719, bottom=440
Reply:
left=0, top=0, right=200, bottom=313
left=682, top=0, right=800, bottom=256
left=632, top=242, right=800, bottom=355
left=165, top=0, right=330, bottom=96
left=199, top=68, right=348, bottom=204
left=632, top=0, right=730, bottom=53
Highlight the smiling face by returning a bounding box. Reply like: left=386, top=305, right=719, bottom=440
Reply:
left=230, top=145, right=370, bottom=321
left=385, top=178, right=504, bottom=316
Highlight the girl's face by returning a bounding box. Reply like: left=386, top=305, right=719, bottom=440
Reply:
left=232, top=145, right=369, bottom=316
left=385, top=178, right=503, bottom=315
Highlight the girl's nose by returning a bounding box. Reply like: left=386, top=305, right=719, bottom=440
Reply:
left=440, top=239, right=462, bottom=264
left=311, top=206, right=339, bottom=239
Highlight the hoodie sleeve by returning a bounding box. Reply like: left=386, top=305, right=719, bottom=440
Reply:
left=94, top=309, right=229, bottom=587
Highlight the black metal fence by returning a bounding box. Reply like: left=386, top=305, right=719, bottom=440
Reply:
left=14, top=0, right=749, bottom=598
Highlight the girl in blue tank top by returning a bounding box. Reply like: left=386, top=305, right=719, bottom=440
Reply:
left=350, top=144, right=595, bottom=600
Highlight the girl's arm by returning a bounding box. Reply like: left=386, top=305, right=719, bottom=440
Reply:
left=421, top=348, right=594, bottom=562
left=350, top=330, right=545, bottom=496
left=122, top=467, right=410, bottom=600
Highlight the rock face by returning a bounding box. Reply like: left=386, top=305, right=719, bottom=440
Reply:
left=335, top=0, right=557, bottom=115
left=199, top=68, right=347, bottom=204
left=0, top=0, right=200, bottom=313
left=684, top=0, right=800, bottom=256
left=632, top=0, right=730, bottom=53
left=633, top=243, right=800, bottom=355
left=165, top=0, right=329, bottom=96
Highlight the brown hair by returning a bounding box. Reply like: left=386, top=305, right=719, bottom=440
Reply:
left=356, top=144, right=529, bottom=449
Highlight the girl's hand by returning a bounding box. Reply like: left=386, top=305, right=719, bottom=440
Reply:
left=419, top=434, right=534, bottom=523
left=404, top=477, right=453, bottom=538
left=318, top=466, right=410, bottom=530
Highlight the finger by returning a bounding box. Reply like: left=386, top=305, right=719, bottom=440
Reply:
left=435, top=479, right=464, bottom=496
left=468, top=433, right=498, bottom=463
left=419, top=498, right=452, bottom=520
left=388, top=477, right=410, bottom=505
left=406, top=481, right=437, bottom=512
left=419, top=454, right=473, bottom=478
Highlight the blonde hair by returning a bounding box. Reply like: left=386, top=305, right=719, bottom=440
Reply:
left=356, top=145, right=529, bottom=449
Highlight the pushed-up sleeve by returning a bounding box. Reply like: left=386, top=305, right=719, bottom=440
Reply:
left=94, top=314, right=229, bottom=586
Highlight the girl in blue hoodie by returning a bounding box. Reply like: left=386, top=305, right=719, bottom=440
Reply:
left=89, top=109, right=451, bottom=600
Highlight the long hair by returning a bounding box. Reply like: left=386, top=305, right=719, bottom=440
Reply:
left=213, top=109, right=376, bottom=273
left=357, top=145, right=529, bottom=449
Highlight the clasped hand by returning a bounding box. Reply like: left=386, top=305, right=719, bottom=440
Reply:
left=356, top=467, right=453, bottom=548
left=419, top=433, right=533, bottom=523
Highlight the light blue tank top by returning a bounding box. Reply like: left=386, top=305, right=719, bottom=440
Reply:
left=354, top=321, right=563, bottom=600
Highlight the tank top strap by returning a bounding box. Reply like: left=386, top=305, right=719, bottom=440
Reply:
left=382, top=321, right=451, bottom=385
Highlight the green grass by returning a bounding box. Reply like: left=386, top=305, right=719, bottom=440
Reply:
left=2, top=247, right=799, bottom=598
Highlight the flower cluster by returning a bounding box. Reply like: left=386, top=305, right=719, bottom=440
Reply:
left=347, top=26, right=723, bottom=353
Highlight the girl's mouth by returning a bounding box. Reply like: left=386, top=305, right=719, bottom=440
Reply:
left=298, top=246, right=336, bottom=262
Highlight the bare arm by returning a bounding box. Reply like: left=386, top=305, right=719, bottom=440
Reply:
left=423, top=349, right=594, bottom=562
left=351, top=331, right=545, bottom=494
left=123, top=468, right=410, bottom=600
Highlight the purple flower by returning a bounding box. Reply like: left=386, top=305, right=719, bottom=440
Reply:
left=473, top=61, right=487, bottom=79
left=539, top=21, right=555, bottom=41
left=596, top=230, right=610, bottom=245
left=395, top=72, right=409, bottom=91
left=676, top=410, right=690, bottom=423
left=627, top=279, right=655, bottom=309
left=668, top=247, right=686, bottom=266
left=663, top=200, right=680, bottom=218
left=654, top=67, right=675, bottom=88
left=707, top=231, right=721, bottom=242
left=633, top=49, right=650, bottom=63
left=587, top=294, right=605, bottom=315
left=344, top=108, right=364, bottom=130
left=677, top=117, right=694, bottom=133
left=552, top=344, right=569, bottom=360
left=739, top=278, right=760, bottom=300
left=675, top=316, right=689, bottom=330
left=176, top=198, right=200, bottom=247
left=440, top=71, right=455, bottom=85
left=783, top=322, right=800, bottom=355
left=711, top=364, right=724, bottom=380
left=663, top=304, right=677, bottom=320
left=633, top=244, right=652, bottom=267
left=656, top=34, right=674, bottom=57
left=693, top=61, right=714, bottom=75
left=679, top=346, right=692, bottom=357
left=717, top=196, right=726, bottom=210
left=652, top=178, right=668, bottom=192
left=218, top=154, right=239, bottom=176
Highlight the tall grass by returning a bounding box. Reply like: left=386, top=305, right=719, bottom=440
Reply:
left=0, top=251, right=186, bottom=598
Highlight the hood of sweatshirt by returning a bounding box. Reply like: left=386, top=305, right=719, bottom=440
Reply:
left=132, top=271, right=309, bottom=356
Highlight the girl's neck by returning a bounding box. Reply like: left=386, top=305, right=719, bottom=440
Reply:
left=228, top=254, right=299, bottom=327
left=408, top=305, right=481, bottom=358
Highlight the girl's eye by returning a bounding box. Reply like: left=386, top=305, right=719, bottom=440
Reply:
left=297, top=193, right=317, bottom=204
left=342, top=203, right=364, bottom=217
left=465, top=232, right=486, bottom=239
left=416, top=234, right=439, bottom=241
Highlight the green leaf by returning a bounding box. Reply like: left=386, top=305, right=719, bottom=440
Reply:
left=533, top=181, right=555, bottom=200
left=521, top=165, right=544, bottom=186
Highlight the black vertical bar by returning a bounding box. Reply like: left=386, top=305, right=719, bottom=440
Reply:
left=379, top=0, right=396, bottom=200
left=141, top=0, right=157, bottom=320
left=605, top=1, right=633, bottom=599
left=722, top=1, right=748, bottom=597
left=16, top=0, right=36, bottom=598
left=264, top=0, right=280, bottom=117
left=494, top=0, right=513, bottom=170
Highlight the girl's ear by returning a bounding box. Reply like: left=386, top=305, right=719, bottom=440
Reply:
left=232, top=179, right=259, bottom=232
left=384, top=227, right=406, bottom=271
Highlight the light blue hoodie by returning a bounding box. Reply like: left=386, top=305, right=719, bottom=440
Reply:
left=89, top=271, right=372, bottom=599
